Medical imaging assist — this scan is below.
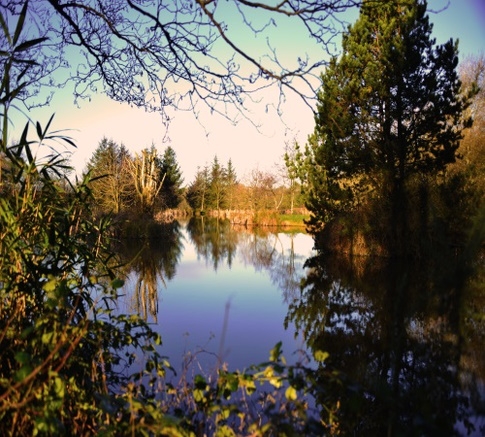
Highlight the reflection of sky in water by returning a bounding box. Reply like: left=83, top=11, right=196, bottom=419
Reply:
left=122, top=226, right=316, bottom=375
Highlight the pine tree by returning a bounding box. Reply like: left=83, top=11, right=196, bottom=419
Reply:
left=225, top=159, right=238, bottom=210
left=208, top=156, right=226, bottom=211
left=306, top=0, right=471, bottom=251
left=187, top=166, right=209, bottom=212
left=159, top=146, right=184, bottom=209
left=86, top=138, right=132, bottom=214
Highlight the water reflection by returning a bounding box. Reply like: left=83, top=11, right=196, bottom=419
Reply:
left=116, top=218, right=485, bottom=434
left=285, top=251, right=485, bottom=435
left=119, top=218, right=308, bottom=318
left=185, top=217, right=238, bottom=270
left=186, top=217, right=308, bottom=302
left=117, top=221, right=184, bottom=322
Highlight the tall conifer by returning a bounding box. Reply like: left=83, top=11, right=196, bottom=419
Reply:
left=306, top=0, right=471, bottom=251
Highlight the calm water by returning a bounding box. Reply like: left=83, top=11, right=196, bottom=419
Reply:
left=117, top=217, right=485, bottom=436
left=117, top=218, right=315, bottom=373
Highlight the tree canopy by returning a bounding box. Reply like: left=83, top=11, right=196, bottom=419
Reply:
left=304, top=0, right=473, bottom=252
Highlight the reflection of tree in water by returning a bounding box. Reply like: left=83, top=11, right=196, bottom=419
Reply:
left=187, top=217, right=311, bottom=302
left=120, top=218, right=312, bottom=322
left=118, top=221, right=184, bottom=322
left=186, top=217, right=238, bottom=270
left=237, top=230, right=309, bottom=303
left=285, top=251, right=485, bottom=435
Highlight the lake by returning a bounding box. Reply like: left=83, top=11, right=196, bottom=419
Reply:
left=116, top=217, right=485, bottom=436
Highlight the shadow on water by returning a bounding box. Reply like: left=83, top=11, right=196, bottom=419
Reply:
left=285, top=245, right=485, bottom=435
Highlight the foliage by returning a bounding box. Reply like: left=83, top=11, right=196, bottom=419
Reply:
left=304, top=0, right=473, bottom=254
left=283, top=141, right=308, bottom=214
left=155, top=342, right=337, bottom=437
left=187, top=158, right=238, bottom=213
left=446, top=54, right=485, bottom=223
left=208, top=156, right=226, bottom=211
left=85, top=141, right=186, bottom=217
left=225, top=159, right=238, bottom=210
left=0, top=10, right=168, bottom=434
left=186, top=165, right=210, bottom=212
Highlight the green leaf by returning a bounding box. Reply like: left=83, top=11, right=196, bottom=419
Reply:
left=111, top=278, right=124, bottom=289
left=215, top=425, right=237, bottom=437
left=14, top=351, right=31, bottom=365
left=43, top=277, right=57, bottom=293
left=193, top=389, right=205, bottom=403
left=269, top=341, right=283, bottom=362
left=194, top=374, right=207, bottom=390
left=15, top=365, right=33, bottom=382
left=53, top=376, right=65, bottom=399
left=42, top=331, right=55, bottom=345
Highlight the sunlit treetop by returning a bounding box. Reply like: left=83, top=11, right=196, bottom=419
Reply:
left=0, top=0, right=361, bottom=124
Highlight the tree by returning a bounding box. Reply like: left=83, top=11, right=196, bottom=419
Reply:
left=450, top=55, right=485, bottom=205
left=283, top=140, right=308, bottom=213
left=159, top=146, right=184, bottom=209
left=0, top=12, right=168, bottom=433
left=305, top=0, right=472, bottom=253
left=208, top=156, right=226, bottom=210
left=128, top=145, right=165, bottom=215
left=187, top=166, right=210, bottom=212
left=247, top=168, right=283, bottom=211
left=0, top=1, right=359, bottom=122
left=85, top=138, right=133, bottom=214
left=225, top=158, right=238, bottom=210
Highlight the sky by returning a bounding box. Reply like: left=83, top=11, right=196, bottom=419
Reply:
left=15, top=0, right=485, bottom=184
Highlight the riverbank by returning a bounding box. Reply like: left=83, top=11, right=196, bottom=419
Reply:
left=204, top=208, right=310, bottom=228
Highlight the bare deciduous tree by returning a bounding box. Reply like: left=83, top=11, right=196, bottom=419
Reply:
left=128, top=146, right=165, bottom=214
left=1, top=0, right=360, bottom=122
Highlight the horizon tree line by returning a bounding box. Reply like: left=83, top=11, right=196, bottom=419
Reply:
left=85, top=139, right=307, bottom=218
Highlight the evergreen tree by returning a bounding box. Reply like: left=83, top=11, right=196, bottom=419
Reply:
left=283, top=141, right=308, bottom=214
left=159, top=146, right=184, bottom=209
left=305, top=0, right=471, bottom=252
left=225, top=159, right=238, bottom=210
left=86, top=138, right=132, bottom=214
left=187, top=166, right=209, bottom=212
left=208, top=156, right=226, bottom=210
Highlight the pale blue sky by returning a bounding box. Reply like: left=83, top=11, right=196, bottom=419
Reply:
left=15, top=1, right=485, bottom=183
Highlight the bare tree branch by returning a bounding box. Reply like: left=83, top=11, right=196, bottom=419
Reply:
left=1, top=0, right=361, bottom=123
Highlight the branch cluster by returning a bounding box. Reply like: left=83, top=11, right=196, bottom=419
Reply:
left=1, top=0, right=360, bottom=121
